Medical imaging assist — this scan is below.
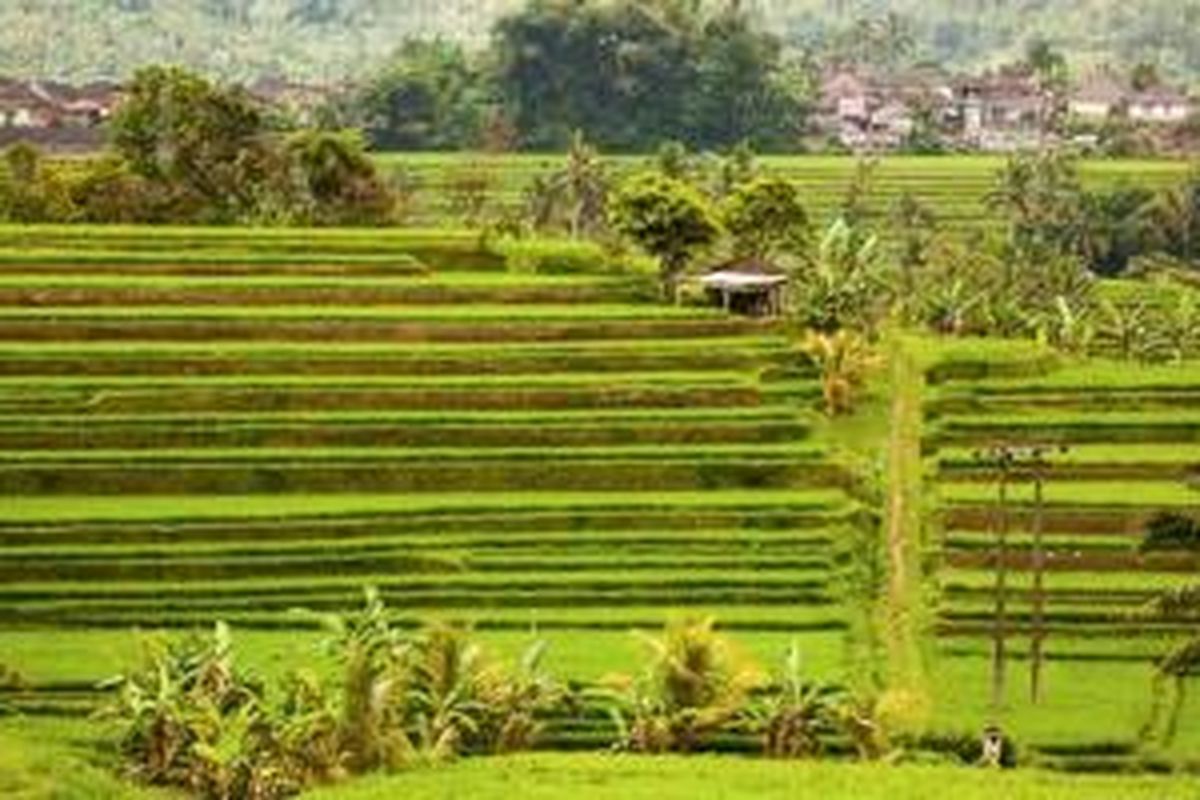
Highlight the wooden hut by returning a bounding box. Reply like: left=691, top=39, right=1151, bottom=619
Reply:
left=700, top=257, right=788, bottom=317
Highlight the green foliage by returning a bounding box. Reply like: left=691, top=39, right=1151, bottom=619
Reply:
left=743, top=643, right=848, bottom=758
left=286, top=130, right=395, bottom=226
left=1140, top=512, right=1200, bottom=553
left=801, top=329, right=879, bottom=417
left=90, top=66, right=398, bottom=226
left=111, top=66, right=285, bottom=224
left=1139, top=583, right=1200, bottom=747
left=791, top=219, right=894, bottom=335
left=101, top=590, right=564, bottom=798
left=986, top=150, right=1084, bottom=261
left=1073, top=186, right=1157, bottom=277
left=909, top=236, right=1094, bottom=341
left=0, top=143, right=75, bottom=223
left=1152, top=174, right=1200, bottom=262
left=67, top=156, right=184, bottom=224
left=359, top=40, right=487, bottom=151
left=986, top=150, right=1160, bottom=277
left=98, top=622, right=289, bottom=799
left=524, top=131, right=610, bottom=238
left=491, top=237, right=626, bottom=276
left=653, top=141, right=699, bottom=183
left=609, top=172, right=721, bottom=300
left=721, top=177, right=809, bottom=260
left=491, top=0, right=808, bottom=152
left=442, top=162, right=495, bottom=228
left=605, top=617, right=764, bottom=753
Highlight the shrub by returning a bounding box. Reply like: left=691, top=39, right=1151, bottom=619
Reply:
left=792, top=220, right=895, bottom=335
left=493, top=237, right=608, bottom=275
left=98, top=622, right=289, bottom=799
left=609, top=172, right=722, bottom=302
left=801, top=329, right=879, bottom=417
left=101, top=589, right=563, bottom=799
left=742, top=643, right=847, bottom=759
left=721, top=176, right=809, bottom=259
left=605, top=617, right=763, bottom=754
left=492, top=236, right=653, bottom=276
left=285, top=130, right=395, bottom=226
left=0, top=143, right=76, bottom=223
left=1140, top=512, right=1200, bottom=553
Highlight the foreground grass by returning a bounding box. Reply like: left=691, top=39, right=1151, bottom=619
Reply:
left=2, top=720, right=1195, bottom=800
left=301, top=753, right=1199, bottom=800
left=0, top=720, right=164, bottom=800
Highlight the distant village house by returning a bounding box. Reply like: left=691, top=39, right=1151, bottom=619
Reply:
left=0, top=78, right=120, bottom=152
left=1069, top=70, right=1193, bottom=124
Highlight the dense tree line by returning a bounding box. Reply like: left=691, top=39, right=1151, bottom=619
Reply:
left=7, top=0, right=1200, bottom=86
left=1, top=66, right=395, bottom=226
left=357, top=0, right=810, bottom=153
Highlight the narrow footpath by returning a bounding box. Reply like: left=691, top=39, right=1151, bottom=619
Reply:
left=880, top=338, right=931, bottom=725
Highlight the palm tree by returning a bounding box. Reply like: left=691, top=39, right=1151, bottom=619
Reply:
left=611, top=617, right=763, bottom=753
left=1151, top=181, right=1200, bottom=261
left=1140, top=585, right=1200, bottom=747
left=802, top=329, right=878, bottom=417
left=547, top=130, right=608, bottom=238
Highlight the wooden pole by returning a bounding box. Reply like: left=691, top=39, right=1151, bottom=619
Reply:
left=1030, top=459, right=1046, bottom=704
left=991, top=463, right=1009, bottom=715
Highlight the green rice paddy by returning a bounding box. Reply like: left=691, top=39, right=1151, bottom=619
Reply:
left=3, top=155, right=1200, bottom=789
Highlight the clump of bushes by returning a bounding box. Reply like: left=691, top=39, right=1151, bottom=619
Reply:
left=600, top=618, right=887, bottom=759
left=490, top=236, right=654, bottom=276
left=0, top=66, right=397, bottom=227
left=100, top=588, right=562, bottom=799
left=1140, top=512, right=1200, bottom=553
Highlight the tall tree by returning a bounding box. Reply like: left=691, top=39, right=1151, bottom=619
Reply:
left=688, top=5, right=806, bottom=150
left=359, top=39, right=487, bottom=151
left=110, top=65, right=283, bottom=222
left=610, top=171, right=721, bottom=301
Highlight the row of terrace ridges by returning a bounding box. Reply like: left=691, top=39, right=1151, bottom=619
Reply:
left=367, top=156, right=1187, bottom=230
left=915, top=344, right=1200, bottom=761
left=0, top=232, right=856, bottom=709
left=928, top=355, right=1200, bottom=635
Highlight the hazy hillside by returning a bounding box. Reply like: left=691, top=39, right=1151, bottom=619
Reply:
left=8, top=0, right=1200, bottom=83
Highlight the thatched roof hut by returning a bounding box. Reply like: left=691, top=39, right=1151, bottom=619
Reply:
left=700, top=257, right=788, bottom=317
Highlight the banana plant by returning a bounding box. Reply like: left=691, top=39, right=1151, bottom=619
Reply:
left=1158, top=291, right=1200, bottom=363
left=476, top=639, right=562, bottom=754
left=742, top=643, right=846, bottom=759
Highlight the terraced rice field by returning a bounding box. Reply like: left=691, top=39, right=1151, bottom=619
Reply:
left=924, top=349, right=1200, bottom=761
left=0, top=229, right=862, bottom=737
left=375, top=154, right=1189, bottom=232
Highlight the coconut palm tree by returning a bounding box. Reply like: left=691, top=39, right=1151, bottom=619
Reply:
left=1140, top=584, right=1200, bottom=747
left=610, top=617, right=763, bottom=753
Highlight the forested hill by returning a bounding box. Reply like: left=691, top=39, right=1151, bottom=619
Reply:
left=9, top=0, right=1200, bottom=83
